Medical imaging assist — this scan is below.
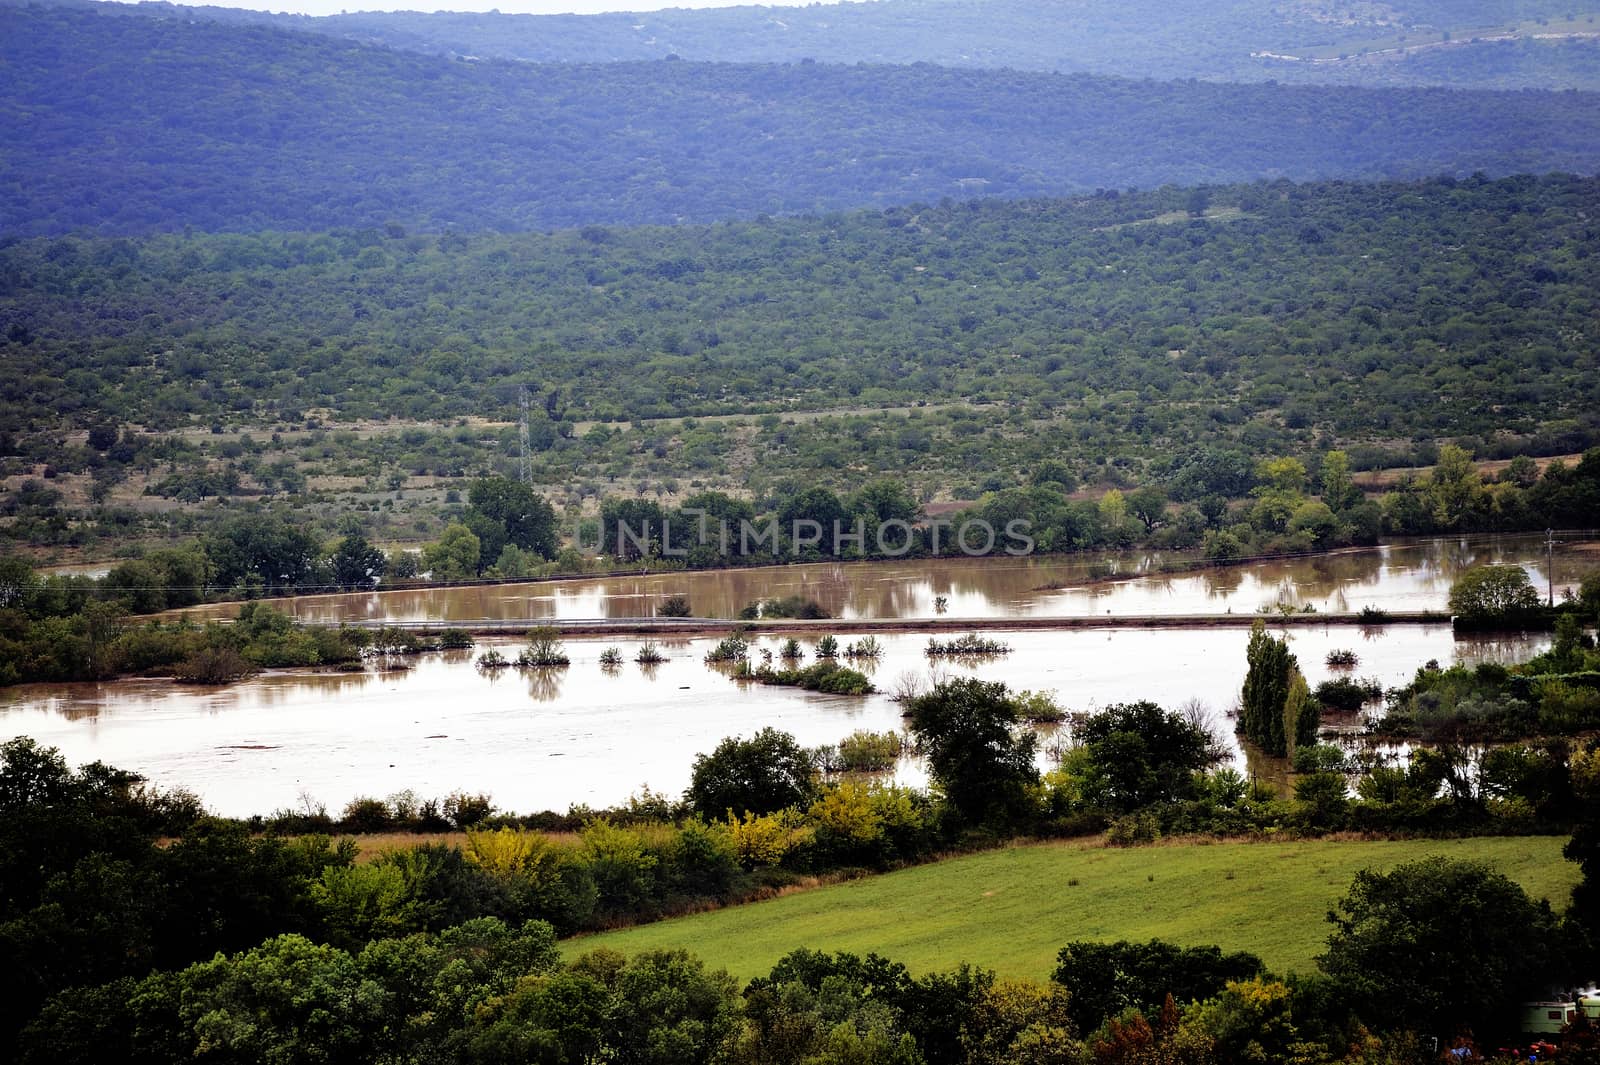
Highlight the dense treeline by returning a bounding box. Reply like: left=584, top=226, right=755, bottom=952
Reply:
left=29, top=0, right=1600, bottom=90
left=3, top=441, right=1598, bottom=654
left=5, top=7, right=1600, bottom=236
left=3, top=175, right=1598, bottom=458
left=5, top=680, right=1600, bottom=1061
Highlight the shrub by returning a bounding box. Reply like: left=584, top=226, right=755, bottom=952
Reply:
left=779, top=637, right=803, bottom=660
left=657, top=594, right=692, bottom=618
left=749, top=596, right=831, bottom=619
left=1013, top=689, right=1067, bottom=723
left=704, top=634, right=751, bottom=664
left=634, top=641, right=667, bottom=665
left=1536, top=679, right=1600, bottom=733
left=582, top=820, right=660, bottom=918
left=476, top=648, right=509, bottom=670
left=599, top=647, right=624, bottom=667
left=749, top=661, right=875, bottom=695
left=515, top=626, right=570, bottom=667
left=827, top=730, right=903, bottom=772
left=844, top=636, right=883, bottom=659
left=1294, top=772, right=1350, bottom=827
left=1105, top=811, right=1161, bottom=846
left=172, top=646, right=258, bottom=685
left=339, top=796, right=394, bottom=833
left=925, top=633, right=1010, bottom=657
left=1325, top=648, right=1358, bottom=667
left=1053, top=940, right=1264, bottom=1034
left=1314, top=676, right=1380, bottom=712
left=1293, top=743, right=1349, bottom=774
left=725, top=809, right=811, bottom=869
left=436, top=629, right=474, bottom=650
left=815, top=635, right=839, bottom=658
left=443, top=792, right=494, bottom=828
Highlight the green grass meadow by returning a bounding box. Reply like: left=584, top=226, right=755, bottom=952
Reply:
left=566, top=836, right=1577, bottom=981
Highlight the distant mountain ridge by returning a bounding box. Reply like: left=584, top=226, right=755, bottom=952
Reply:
left=4, top=5, right=1600, bottom=236
left=15, top=0, right=1600, bottom=90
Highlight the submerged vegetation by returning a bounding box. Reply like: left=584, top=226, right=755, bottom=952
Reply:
left=513, top=626, right=570, bottom=668
left=925, top=633, right=1012, bottom=657
left=737, top=660, right=876, bottom=696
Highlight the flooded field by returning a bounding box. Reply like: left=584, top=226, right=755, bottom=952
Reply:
left=169, top=532, right=1594, bottom=626
left=0, top=622, right=1547, bottom=817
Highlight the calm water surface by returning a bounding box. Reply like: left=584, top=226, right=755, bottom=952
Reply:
left=170, top=533, right=1594, bottom=626
left=0, top=623, right=1548, bottom=817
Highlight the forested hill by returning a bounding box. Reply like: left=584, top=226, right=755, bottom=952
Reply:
left=25, top=0, right=1600, bottom=91
left=5, top=7, right=1600, bottom=236
left=4, top=174, right=1597, bottom=460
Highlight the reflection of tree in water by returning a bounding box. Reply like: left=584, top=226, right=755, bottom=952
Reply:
left=1454, top=633, right=1549, bottom=667
left=1239, top=739, right=1293, bottom=797
left=1203, top=566, right=1245, bottom=599
left=523, top=667, right=564, bottom=702
left=636, top=661, right=663, bottom=682
left=847, top=655, right=881, bottom=677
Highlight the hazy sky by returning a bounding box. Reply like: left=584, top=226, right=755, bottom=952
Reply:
left=182, top=0, right=849, bottom=15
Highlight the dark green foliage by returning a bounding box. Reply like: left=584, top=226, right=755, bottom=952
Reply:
left=171, top=645, right=257, bottom=684
left=6, top=177, right=1600, bottom=491
left=1567, top=784, right=1600, bottom=936
left=1318, top=857, right=1563, bottom=1035
left=1294, top=773, right=1352, bottom=829
left=0, top=738, right=344, bottom=1055
left=1240, top=621, right=1298, bottom=756
left=465, top=477, right=559, bottom=567
left=687, top=727, right=818, bottom=817
left=1378, top=645, right=1600, bottom=743
left=924, top=633, right=1011, bottom=657
left=202, top=514, right=325, bottom=596
left=19, top=918, right=567, bottom=1065
left=1448, top=563, right=1545, bottom=619
left=329, top=528, right=386, bottom=590
left=1052, top=939, right=1264, bottom=1035
left=903, top=678, right=1039, bottom=828
left=746, top=660, right=875, bottom=696
left=742, top=949, right=1000, bottom=1065
left=1313, top=676, right=1381, bottom=713
left=1075, top=701, right=1215, bottom=813
left=0, top=593, right=363, bottom=687
left=750, top=596, right=832, bottom=620
left=7, top=8, right=1600, bottom=239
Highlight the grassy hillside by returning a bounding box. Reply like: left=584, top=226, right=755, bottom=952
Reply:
left=567, top=836, right=1578, bottom=980
left=37, top=0, right=1600, bottom=90
left=5, top=7, right=1600, bottom=236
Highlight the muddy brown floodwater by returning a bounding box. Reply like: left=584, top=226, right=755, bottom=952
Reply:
left=0, top=622, right=1548, bottom=818
left=166, top=532, right=1593, bottom=626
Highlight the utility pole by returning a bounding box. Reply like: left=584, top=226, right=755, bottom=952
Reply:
left=1545, top=528, right=1562, bottom=606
